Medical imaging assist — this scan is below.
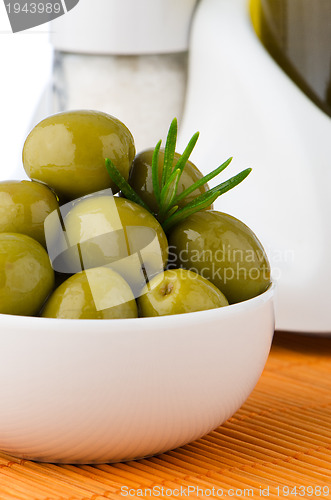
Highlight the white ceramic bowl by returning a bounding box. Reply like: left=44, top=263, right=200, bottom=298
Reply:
left=0, top=284, right=274, bottom=464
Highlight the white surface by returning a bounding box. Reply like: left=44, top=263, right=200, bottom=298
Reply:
left=0, top=285, right=274, bottom=463
left=178, top=0, right=331, bottom=333
left=0, top=5, right=53, bottom=181
left=50, top=0, right=198, bottom=54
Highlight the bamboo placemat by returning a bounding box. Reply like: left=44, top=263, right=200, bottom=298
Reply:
left=0, top=331, right=330, bottom=500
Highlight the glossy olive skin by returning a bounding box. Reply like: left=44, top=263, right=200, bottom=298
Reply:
left=0, top=180, right=59, bottom=247
left=51, top=195, right=168, bottom=296
left=42, top=267, right=137, bottom=319
left=168, top=211, right=271, bottom=304
left=23, top=110, right=135, bottom=202
left=0, top=233, right=54, bottom=316
left=138, top=268, right=228, bottom=317
left=128, top=149, right=211, bottom=212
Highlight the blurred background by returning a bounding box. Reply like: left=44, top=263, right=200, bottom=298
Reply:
left=0, top=0, right=197, bottom=181
left=0, top=3, right=53, bottom=180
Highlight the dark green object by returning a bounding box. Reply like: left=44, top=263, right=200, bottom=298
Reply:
left=168, top=211, right=271, bottom=304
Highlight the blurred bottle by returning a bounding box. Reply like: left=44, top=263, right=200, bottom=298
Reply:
left=251, top=0, right=331, bottom=117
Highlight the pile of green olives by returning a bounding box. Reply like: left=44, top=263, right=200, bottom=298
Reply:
left=0, top=110, right=271, bottom=319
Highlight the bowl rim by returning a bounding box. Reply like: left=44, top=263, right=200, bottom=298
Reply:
left=0, top=282, right=275, bottom=327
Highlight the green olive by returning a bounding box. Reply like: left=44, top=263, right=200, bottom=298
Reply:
left=138, top=268, right=228, bottom=317
left=168, top=211, right=271, bottom=304
left=47, top=195, right=168, bottom=296
left=22, top=110, right=135, bottom=202
left=0, top=233, right=54, bottom=316
left=0, top=180, right=59, bottom=247
left=128, top=149, right=212, bottom=213
left=42, top=267, right=137, bottom=319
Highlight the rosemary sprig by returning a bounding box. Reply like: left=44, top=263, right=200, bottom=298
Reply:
left=162, top=168, right=251, bottom=231
left=105, top=118, right=251, bottom=232
left=105, top=158, right=151, bottom=213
